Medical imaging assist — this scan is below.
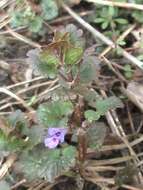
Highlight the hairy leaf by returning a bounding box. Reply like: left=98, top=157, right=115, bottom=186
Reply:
left=0, top=132, right=28, bottom=155
left=62, top=24, right=85, bottom=47
left=27, top=48, right=59, bottom=78
left=19, top=146, right=76, bottom=182
left=87, top=122, right=106, bottom=149
left=10, top=11, right=24, bottom=28
left=41, top=0, right=58, bottom=21
left=84, top=90, right=100, bottom=106
left=8, top=110, right=28, bottom=129
left=38, top=50, right=59, bottom=78
left=37, top=100, right=73, bottom=127
left=22, top=125, right=46, bottom=147
left=79, top=56, right=100, bottom=83
left=96, top=96, right=124, bottom=115
left=29, top=16, right=43, bottom=33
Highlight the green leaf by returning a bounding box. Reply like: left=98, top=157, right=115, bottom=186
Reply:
left=79, top=56, right=100, bottom=83
left=65, top=47, right=83, bottom=65
left=123, top=65, right=133, bottom=79
left=132, top=11, right=143, bottom=23
left=41, top=0, right=58, bottom=21
left=19, top=146, right=76, bottom=182
left=29, top=16, right=43, bottom=33
left=115, top=18, right=128, bottom=24
left=7, top=110, right=28, bottom=130
left=10, top=11, right=24, bottom=28
left=84, top=110, right=100, bottom=122
left=123, top=64, right=132, bottom=72
left=84, top=90, right=100, bottom=107
left=27, top=95, right=37, bottom=106
left=38, top=50, right=59, bottom=78
left=0, top=131, right=28, bottom=154
left=87, top=122, right=106, bottom=149
left=40, top=51, right=59, bottom=66
left=22, top=125, right=46, bottom=147
left=101, top=21, right=109, bottom=29
left=64, top=24, right=85, bottom=48
left=108, top=6, right=115, bottom=16
left=94, top=18, right=105, bottom=23
left=37, top=100, right=73, bottom=127
left=117, top=39, right=126, bottom=46
left=96, top=96, right=124, bottom=115
left=0, top=133, right=9, bottom=158
left=116, top=46, right=123, bottom=55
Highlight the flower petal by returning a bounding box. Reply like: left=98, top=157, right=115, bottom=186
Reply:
left=48, top=128, right=60, bottom=136
left=44, top=137, right=59, bottom=149
left=59, top=128, right=68, bottom=143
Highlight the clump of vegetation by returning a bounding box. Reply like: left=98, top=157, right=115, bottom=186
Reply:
left=1, top=0, right=143, bottom=189
left=10, top=0, right=59, bottom=33
left=0, top=25, right=123, bottom=186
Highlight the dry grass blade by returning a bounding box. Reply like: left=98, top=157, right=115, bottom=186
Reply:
left=86, top=165, right=123, bottom=172
left=86, top=176, right=143, bottom=190
left=0, top=87, right=34, bottom=112
left=86, top=0, right=143, bottom=11
left=121, top=86, right=143, bottom=113
left=89, top=155, right=132, bottom=166
left=0, top=154, right=17, bottom=180
left=0, top=0, right=10, bottom=9
left=0, top=18, right=10, bottom=30
left=7, top=76, right=45, bottom=89
left=6, top=27, right=41, bottom=48
left=11, top=179, right=27, bottom=190
left=88, top=134, right=143, bottom=153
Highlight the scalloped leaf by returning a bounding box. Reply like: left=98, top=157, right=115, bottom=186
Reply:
left=19, top=146, right=76, bottom=182
left=87, top=122, right=106, bottom=149
left=41, top=0, right=58, bottom=21
left=62, top=24, right=85, bottom=48
left=96, top=96, right=124, bottom=115
left=22, top=125, right=46, bottom=147
left=37, top=100, right=73, bottom=127
left=7, top=110, right=28, bottom=129
left=27, top=49, right=59, bottom=78
left=38, top=50, right=59, bottom=78
left=79, top=56, right=100, bottom=83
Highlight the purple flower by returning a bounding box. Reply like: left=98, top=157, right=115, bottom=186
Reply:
left=44, top=128, right=67, bottom=149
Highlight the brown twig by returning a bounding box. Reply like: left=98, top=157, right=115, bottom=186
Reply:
left=11, top=179, right=27, bottom=190
left=101, top=56, right=127, bottom=82
left=6, top=26, right=41, bottom=48
left=0, top=87, right=34, bottom=112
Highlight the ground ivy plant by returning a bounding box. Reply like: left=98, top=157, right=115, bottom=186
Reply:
left=0, top=24, right=124, bottom=185
left=10, top=0, right=59, bottom=33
